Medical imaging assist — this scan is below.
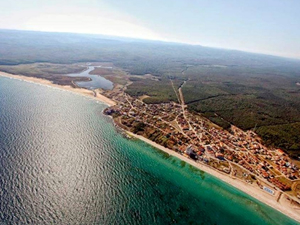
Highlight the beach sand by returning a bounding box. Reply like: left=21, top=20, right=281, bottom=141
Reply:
left=0, top=71, right=116, bottom=106
left=126, top=131, right=300, bottom=223
left=1, top=71, right=299, bottom=223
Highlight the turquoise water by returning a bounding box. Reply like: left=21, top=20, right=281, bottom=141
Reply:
left=0, top=76, right=298, bottom=225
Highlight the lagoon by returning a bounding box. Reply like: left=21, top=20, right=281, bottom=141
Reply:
left=67, top=66, right=113, bottom=90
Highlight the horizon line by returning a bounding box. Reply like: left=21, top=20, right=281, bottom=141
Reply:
left=1, top=28, right=300, bottom=61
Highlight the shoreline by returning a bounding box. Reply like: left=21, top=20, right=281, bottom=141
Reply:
left=0, top=71, right=116, bottom=107
left=1, top=71, right=299, bottom=223
left=125, top=133, right=300, bottom=223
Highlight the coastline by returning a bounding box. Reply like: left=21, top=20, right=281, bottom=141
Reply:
left=0, top=71, right=116, bottom=107
left=125, top=132, right=300, bottom=223
left=1, top=71, right=299, bottom=223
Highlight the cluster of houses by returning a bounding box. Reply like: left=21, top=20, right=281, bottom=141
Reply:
left=103, top=90, right=299, bottom=192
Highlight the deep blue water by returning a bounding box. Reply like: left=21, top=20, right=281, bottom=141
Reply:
left=0, top=76, right=299, bottom=225
left=67, top=66, right=113, bottom=90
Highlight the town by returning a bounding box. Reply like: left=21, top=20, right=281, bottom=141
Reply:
left=101, top=84, right=300, bottom=204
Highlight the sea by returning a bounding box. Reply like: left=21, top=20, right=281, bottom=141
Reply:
left=0, top=76, right=298, bottom=225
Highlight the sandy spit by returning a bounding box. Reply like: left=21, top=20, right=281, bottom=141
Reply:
left=0, top=71, right=116, bottom=106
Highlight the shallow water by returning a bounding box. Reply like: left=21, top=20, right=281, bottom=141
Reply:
left=67, top=66, right=113, bottom=90
left=0, top=77, right=298, bottom=225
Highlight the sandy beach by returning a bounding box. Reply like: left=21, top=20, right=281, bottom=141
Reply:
left=0, top=71, right=299, bottom=223
left=0, top=71, right=116, bottom=107
left=126, top=131, right=300, bottom=223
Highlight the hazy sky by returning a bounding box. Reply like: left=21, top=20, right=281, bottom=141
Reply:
left=1, top=0, right=300, bottom=58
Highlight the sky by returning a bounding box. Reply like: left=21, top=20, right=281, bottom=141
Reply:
left=1, top=0, right=300, bottom=59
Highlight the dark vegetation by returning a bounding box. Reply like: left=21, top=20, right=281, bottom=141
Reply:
left=181, top=66, right=300, bottom=155
left=126, top=78, right=181, bottom=104
left=0, top=29, right=300, bottom=155
left=0, top=63, right=88, bottom=86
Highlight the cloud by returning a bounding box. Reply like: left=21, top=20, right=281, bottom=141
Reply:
left=23, top=13, right=162, bottom=40
left=0, top=0, right=163, bottom=41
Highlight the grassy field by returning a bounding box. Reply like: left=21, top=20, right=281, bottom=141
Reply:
left=0, top=63, right=88, bottom=86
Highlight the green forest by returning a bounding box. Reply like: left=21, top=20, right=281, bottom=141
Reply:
left=1, top=29, right=300, bottom=157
